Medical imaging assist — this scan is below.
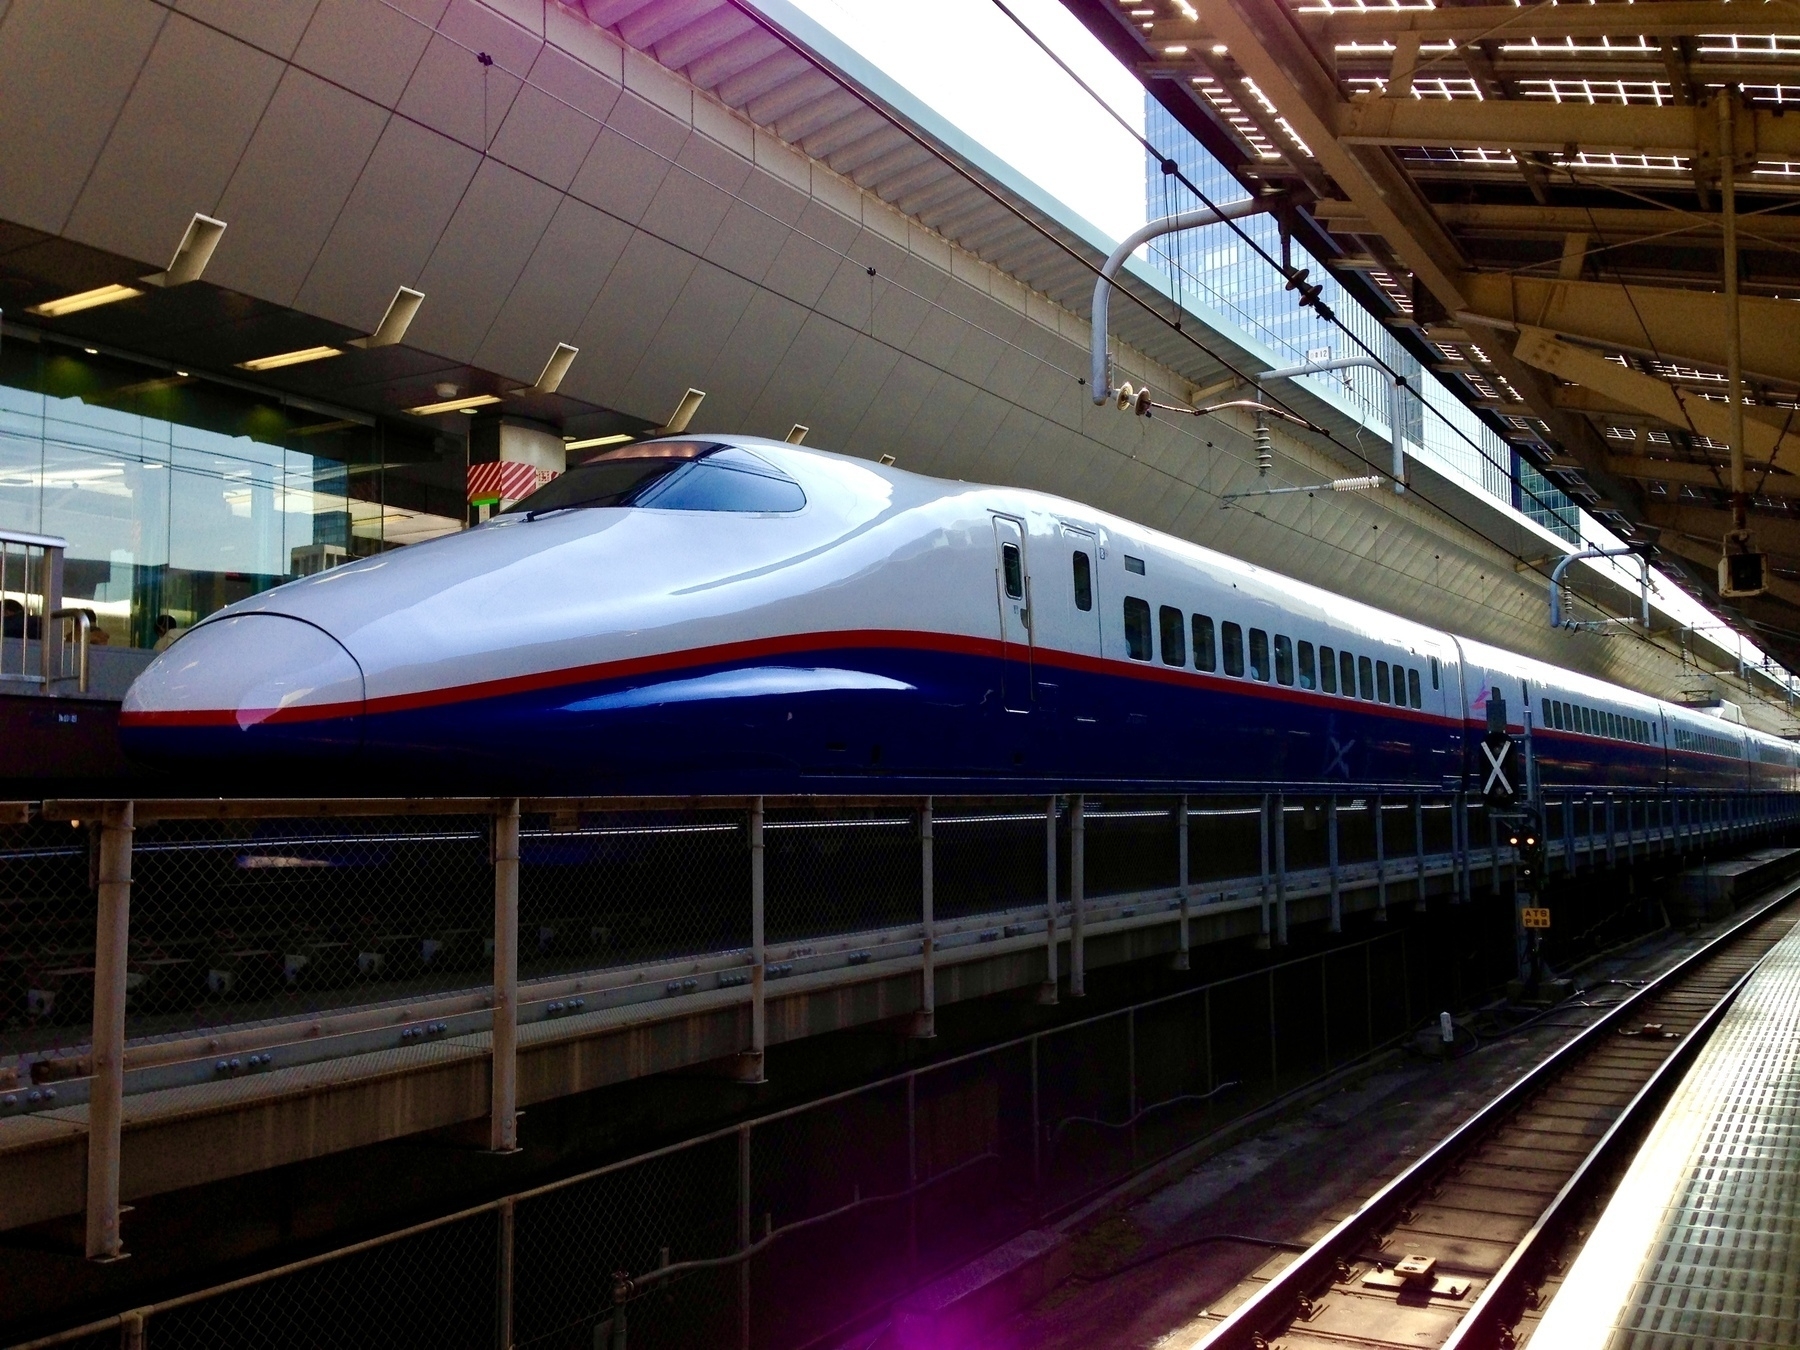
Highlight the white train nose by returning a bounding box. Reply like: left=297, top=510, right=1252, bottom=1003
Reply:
left=121, top=613, right=365, bottom=758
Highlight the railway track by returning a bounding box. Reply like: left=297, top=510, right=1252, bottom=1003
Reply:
left=1195, top=881, right=1800, bottom=1350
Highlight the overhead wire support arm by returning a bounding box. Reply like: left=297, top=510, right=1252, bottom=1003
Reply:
left=1090, top=197, right=1282, bottom=406
left=1258, top=356, right=1413, bottom=495
left=1549, top=545, right=1654, bottom=632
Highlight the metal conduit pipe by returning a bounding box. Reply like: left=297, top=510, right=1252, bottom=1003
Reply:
left=1259, top=355, right=1410, bottom=493
left=1089, top=198, right=1279, bottom=405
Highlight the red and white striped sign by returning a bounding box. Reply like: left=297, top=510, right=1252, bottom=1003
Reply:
left=467, top=460, right=557, bottom=505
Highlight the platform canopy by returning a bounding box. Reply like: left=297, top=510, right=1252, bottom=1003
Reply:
left=1068, top=0, right=1800, bottom=670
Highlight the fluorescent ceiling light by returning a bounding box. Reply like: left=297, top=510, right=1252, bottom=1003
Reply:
left=407, top=393, right=502, bottom=416
left=238, top=345, right=341, bottom=372
left=143, top=213, right=226, bottom=288
left=349, top=286, right=425, bottom=349
left=532, top=343, right=579, bottom=394
left=27, top=283, right=143, bottom=317
left=564, top=433, right=633, bottom=450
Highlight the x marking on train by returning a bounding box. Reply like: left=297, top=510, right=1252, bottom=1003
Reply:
left=1481, top=739, right=1513, bottom=796
left=1324, top=737, right=1355, bottom=778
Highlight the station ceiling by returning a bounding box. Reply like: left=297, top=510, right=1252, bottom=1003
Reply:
left=1067, top=0, right=1800, bottom=673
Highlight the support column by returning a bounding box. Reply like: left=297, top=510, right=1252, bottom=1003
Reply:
left=1274, top=793, right=1289, bottom=945
left=1070, top=795, right=1086, bottom=996
left=86, top=801, right=133, bottom=1262
left=1257, top=793, right=1272, bottom=948
left=496, top=1197, right=516, bottom=1350
left=737, top=1126, right=752, bottom=1350
left=915, top=798, right=936, bottom=1038
left=748, top=799, right=767, bottom=1074
left=1327, top=795, right=1341, bottom=934
left=1412, top=792, right=1426, bottom=912
left=490, top=800, right=520, bottom=1154
left=1374, top=794, right=1388, bottom=923
left=1721, top=90, right=1750, bottom=542
left=1606, top=796, right=1616, bottom=867
left=1041, top=797, right=1058, bottom=1002
left=1174, top=796, right=1191, bottom=970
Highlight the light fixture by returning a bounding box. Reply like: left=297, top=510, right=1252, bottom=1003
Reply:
left=786, top=425, right=810, bottom=445
left=142, top=213, right=226, bottom=287
left=27, top=283, right=143, bottom=317
left=348, top=287, right=424, bottom=349
left=564, top=433, right=633, bottom=451
left=84, top=347, right=98, bottom=355
left=175, top=370, right=190, bottom=378
left=407, top=393, right=502, bottom=416
left=531, top=343, right=579, bottom=394
left=238, top=345, right=341, bottom=372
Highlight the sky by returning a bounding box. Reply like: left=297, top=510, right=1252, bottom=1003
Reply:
left=781, top=0, right=1150, bottom=245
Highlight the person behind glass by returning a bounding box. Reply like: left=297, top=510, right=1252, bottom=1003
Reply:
left=153, top=613, right=187, bottom=652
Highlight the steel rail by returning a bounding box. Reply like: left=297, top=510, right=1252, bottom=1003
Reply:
left=1196, top=874, right=1800, bottom=1350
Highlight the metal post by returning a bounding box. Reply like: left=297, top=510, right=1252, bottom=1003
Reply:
left=1606, top=795, right=1616, bottom=867
left=1488, top=812, right=1499, bottom=894
left=1175, top=795, right=1191, bottom=970
left=496, top=1197, right=516, bottom=1350
left=1626, top=797, right=1635, bottom=864
left=1274, top=793, right=1289, bottom=945
left=750, top=798, right=766, bottom=1073
left=1042, top=797, right=1059, bottom=1001
left=1070, top=795, right=1086, bottom=997
left=1413, top=792, right=1426, bottom=911
left=917, top=798, right=935, bottom=1037
left=1721, top=91, right=1749, bottom=540
left=1564, top=797, right=1575, bottom=872
left=1029, top=1036, right=1042, bottom=1207
left=490, top=800, right=520, bottom=1154
left=1127, top=1007, right=1139, bottom=1165
left=1258, top=794, right=1272, bottom=946
left=1327, top=795, right=1341, bottom=933
left=738, top=1125, right=752, bottom=1350
left=1458, top=792, right=1471, bottom=904
left=1267, top=969, right=1279, bottom=1089
left=905, top=1072, right=918, bottom=1272
left=1374, top=794, right=1388, bottom=923
left=86, top=801, right=132, bottom=1261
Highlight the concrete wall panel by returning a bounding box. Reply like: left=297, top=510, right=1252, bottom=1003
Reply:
left=174, top=0, right=321, bottom=57
left=293, top=0, right=444, bottom=107
left=0, top=0, right=165, bottom=235
left=474, top=196, right=633, bottom=383
left=488, top=44, right=615, bottom=191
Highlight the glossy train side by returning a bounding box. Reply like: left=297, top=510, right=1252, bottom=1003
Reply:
left=120, top=436, right=1800, bottom=796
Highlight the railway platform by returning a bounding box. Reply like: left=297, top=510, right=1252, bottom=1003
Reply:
left=1530, top=913, right=1800, bottom=1349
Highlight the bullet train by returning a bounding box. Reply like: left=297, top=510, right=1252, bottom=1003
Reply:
left=120, top=435, right=1800, bottom=796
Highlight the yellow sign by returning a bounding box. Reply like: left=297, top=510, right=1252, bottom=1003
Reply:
left=1521, top=907, right=1551, bottom=930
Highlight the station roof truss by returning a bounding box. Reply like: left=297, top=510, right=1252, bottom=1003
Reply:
left=1066, top=0, right=1800, bottom=672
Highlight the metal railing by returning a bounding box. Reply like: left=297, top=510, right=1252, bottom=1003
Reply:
left=1, top=786, right=1792, bottom=1285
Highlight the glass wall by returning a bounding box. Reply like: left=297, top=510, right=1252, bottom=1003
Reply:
left=0, top=337, right=465, bottom=648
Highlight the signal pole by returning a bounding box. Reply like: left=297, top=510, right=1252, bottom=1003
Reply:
left=1480, top=691, right=1547, bottom=990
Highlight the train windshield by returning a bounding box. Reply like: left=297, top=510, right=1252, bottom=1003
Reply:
left=505, top=442, right=804, bottom=518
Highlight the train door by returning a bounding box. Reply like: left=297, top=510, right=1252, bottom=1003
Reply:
left=1045, top=525, right=1103, bottom=723
left=991, top=515, right=1032, bottom=713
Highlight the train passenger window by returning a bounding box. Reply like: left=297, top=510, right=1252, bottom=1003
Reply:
left=1001, top=544, right=1024, bottom=600
left=1193, top=615, right=1216, bottom=671
left=1125, top=556, right=1146, bottom=575
left=1072, top=552, right=1093, bottom=611
left=1159, top=606, right=1186, bottom=666
left=1319, top=646, right=1337, bottom=693
left=1275, top=635, right=1294, bottom=685
left=1430, top=656, right=1440, bottom=689
left=1578, top=706, right=1589, bottom=734
left=1542, top=698, right=1552, bottom=727
left=1124, top=598, right=1152, bottom=661
left=1249, top=629, right=1270, bottom=681
left=1358, top=655, right=1374, bottom=700
left=1298, top=641, right=1316, bottom=690
left=1341, top=650, right=1356, bottom=696
left=1408, top=668, right=1422, bottom=708
left=1376, top=661, right=1391, bottom=703
left=1222, top=622, right=1245, bottom=677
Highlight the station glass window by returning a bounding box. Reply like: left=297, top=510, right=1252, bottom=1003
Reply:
left=1249, top=628, right=1270, bottom=681
left=1358, top=655, right=1374, bottom=700
left=1123, top=597, right=1152, bottom=660
left=1275, top=635, right=1294, bottom=685
left=1193, top=614, right=1216, bottom=671
left=1376, top=661, right=1391, bottom=704
left=1340, top=650, right=1356, bottom=695
left=1408, top=668, right=1422, bottom=708
left=1222, top=621, right=1245, bottom=676
left=1000, top=543, right=1024, bottom=600
left=1319, top=646, right=1337, bottom=693
left=1159, top=605, right=1186, bottom=666
left=1298, top=641, right=1316, bottom=690
left=1072, top=551, right=1092, bottom=611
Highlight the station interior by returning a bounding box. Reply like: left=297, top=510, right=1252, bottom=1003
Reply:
left=3, top=1, right=1800, bottom=1347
